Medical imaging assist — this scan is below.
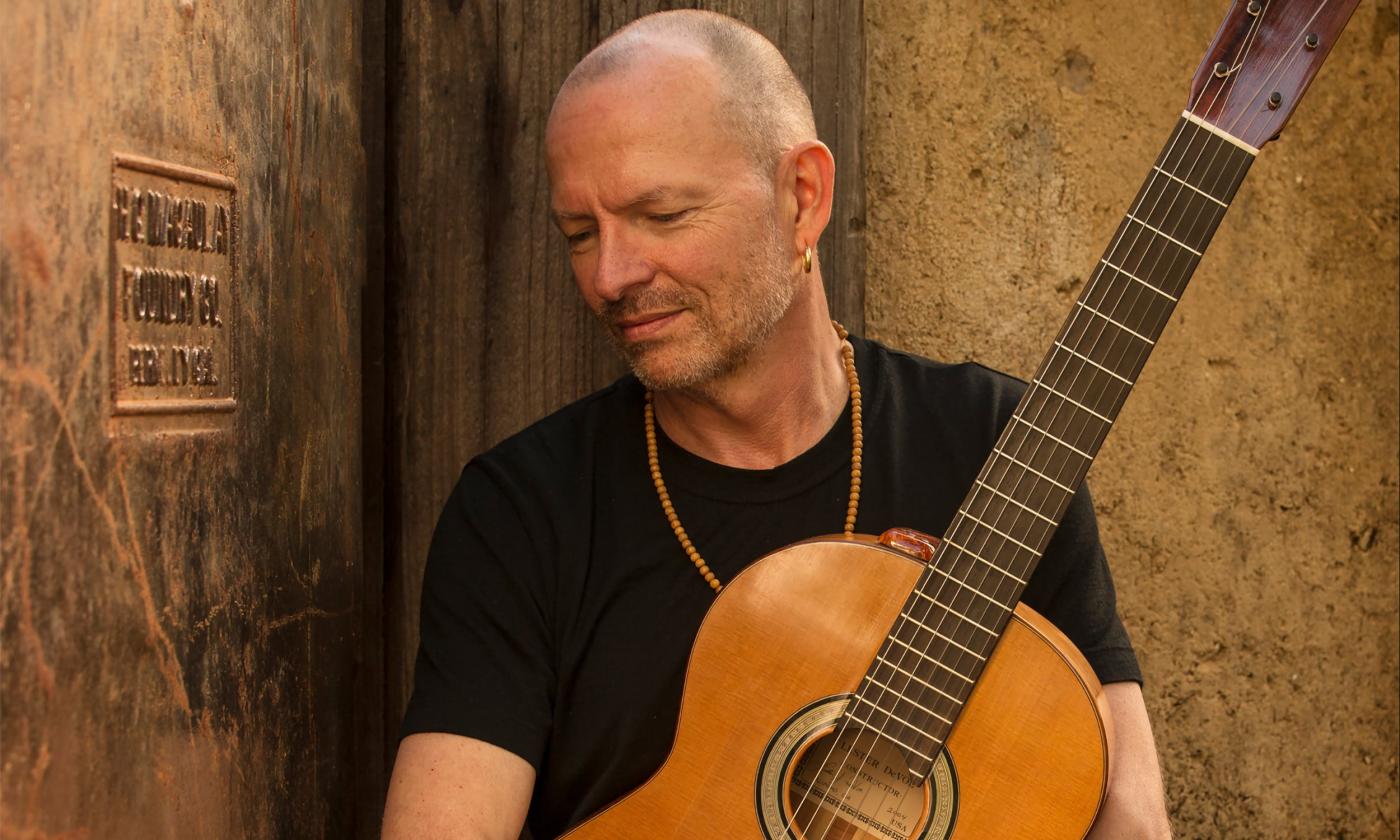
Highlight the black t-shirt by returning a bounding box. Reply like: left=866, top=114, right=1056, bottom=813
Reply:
left=401, top=336, right=1141, bottom=838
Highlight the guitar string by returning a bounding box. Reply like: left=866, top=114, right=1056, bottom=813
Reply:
left=958, top=0, right=1328, bottom=646
left=794, top=5, right=1296, bottom=834
left=918, top=0, right=1332, bottom=703
left=810, top=0, right=1329, bottom=829
left=839, top=4, right=1328, bottom=831
left=796, top=107, right=1248, bottom=840
left=795, top=43, right=1264, bottom=840
left=906, top=2, right=1285, bottom=685
left=876, top=0, right=1289, bottom=721
left=856, top=0, right=1293, bottom=817
left=821, top=26, right=1272, bottom=837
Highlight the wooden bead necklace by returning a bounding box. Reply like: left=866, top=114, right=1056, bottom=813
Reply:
left=644, top=321, right=863, bottom=593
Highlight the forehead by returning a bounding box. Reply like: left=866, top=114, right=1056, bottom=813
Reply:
left=545, top=50, right=753, bottom=209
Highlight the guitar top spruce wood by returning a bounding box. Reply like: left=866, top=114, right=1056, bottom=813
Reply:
left=562, top=2, right=1362, bottom=836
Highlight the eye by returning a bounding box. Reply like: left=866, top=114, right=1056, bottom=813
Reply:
left=566, top=229, right=595, bottom=248
left=649, top=209, right=692, bottom=224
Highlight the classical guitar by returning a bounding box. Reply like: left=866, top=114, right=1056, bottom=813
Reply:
left=563, top=2, right=1360, bottom=837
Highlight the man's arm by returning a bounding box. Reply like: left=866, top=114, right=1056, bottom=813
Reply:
left=382, top=733, right=534, bottom=840
left=1088, top=681, right=1173, bottom=839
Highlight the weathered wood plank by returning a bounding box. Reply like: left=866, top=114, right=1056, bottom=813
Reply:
left=382, top=0, right=498, bottom=770
left=0, top=1, right=369, bottom=836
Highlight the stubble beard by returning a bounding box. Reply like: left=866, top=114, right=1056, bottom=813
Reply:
left=594, top=219, right=797, bottom=393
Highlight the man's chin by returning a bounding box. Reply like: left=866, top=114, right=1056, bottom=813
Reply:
left=624, top=344, right=720, bottom=392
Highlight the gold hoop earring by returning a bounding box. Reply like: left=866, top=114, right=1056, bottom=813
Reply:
left=803, top=246, right=813, bottom=273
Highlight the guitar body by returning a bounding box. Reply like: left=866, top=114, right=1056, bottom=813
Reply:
left=563, top=536, right=1110, bottom=839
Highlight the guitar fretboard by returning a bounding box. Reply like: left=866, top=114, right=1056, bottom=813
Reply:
left=848, top=114, right=1256, bottom=780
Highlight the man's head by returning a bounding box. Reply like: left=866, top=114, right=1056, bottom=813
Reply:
left=545, top=11, right=835, bottom=392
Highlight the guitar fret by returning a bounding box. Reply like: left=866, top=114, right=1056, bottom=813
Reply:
left=918, top=551, right=1012, bottom=608
left=1011, top=414, right=1093, bottom=461
left=1152, top=164, right=1229, bottom=209
left=991, top=446, right=1075, bottom=494
left=875, top=653, right=965, bottom=704
left=1052, top=340, right=1133, bottom=385
left=959, top=506, right=1043, bottom=560
left=910, top=588, right=998, bottom=636
left=1075, top=300, right=1156, bottom=346
left=850, top=695, right=926, bottom=732
left=941, top=537, right=1028, bottom=585
left=974, top=478, right=1056, bottom=525
left=897, top=610, right=988, bottom=661
left=1180, top=110, right=1259, bottom=156
left=1099, top=258, right=1178, bottom=302
left=861, top=674, right=955, bottom=725
left=1033, top=379, right=1111, bottom=424
left=1125, top=213, right=1203, bottom=256
left=884, top=637, right=976, bottom=686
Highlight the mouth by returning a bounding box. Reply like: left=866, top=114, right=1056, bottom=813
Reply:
left=614, top=310, right=684, bottom=342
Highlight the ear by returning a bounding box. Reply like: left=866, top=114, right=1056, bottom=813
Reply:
left=777, top=140, right=836, bottom=268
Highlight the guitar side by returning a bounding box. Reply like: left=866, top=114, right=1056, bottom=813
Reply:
left=562, top=537, right=1111, bottom=839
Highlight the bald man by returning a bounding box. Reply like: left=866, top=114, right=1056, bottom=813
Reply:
left=383, top=11, right=1171, bottom=839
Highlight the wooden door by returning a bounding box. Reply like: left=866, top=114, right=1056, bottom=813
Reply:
left=0, top=1, right=375, bottom=836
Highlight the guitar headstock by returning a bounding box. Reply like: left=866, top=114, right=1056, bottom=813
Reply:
left=1189, top=0, right=1361, bottom=150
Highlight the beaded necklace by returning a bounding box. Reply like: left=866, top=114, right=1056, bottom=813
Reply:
left=643, top=321, right=863, bottom=592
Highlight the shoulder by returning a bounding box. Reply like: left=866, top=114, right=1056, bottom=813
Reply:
left=855, top=335, right=1026, bottom=426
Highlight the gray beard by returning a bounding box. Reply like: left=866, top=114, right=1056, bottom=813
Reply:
left=597, top=247, right=796, bottom=392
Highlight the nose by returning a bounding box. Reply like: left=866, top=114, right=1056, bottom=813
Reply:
left=590, top=222, right=654, bottom=303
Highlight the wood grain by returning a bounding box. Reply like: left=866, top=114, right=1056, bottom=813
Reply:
left=0, top=0, right=371, bottom=835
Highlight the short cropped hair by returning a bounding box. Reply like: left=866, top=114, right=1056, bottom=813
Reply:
left=558, top=10, right=817, bottom=175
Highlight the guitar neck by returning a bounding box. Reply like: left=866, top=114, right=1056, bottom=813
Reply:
left=851, top=113, right=1257, bottom=780
left=940, top=113, right=1258, bottom=619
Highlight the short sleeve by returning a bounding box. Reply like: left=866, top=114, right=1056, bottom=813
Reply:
left=1024, top=482, right=1143, bottom=686
left=399, top=460, right=556, bottom=770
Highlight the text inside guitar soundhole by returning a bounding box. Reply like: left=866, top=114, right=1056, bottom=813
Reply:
left=786, top=726, right=930, bottom=840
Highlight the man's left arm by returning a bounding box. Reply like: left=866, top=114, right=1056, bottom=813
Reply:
left=1089, top=681, right=1173, bottom=839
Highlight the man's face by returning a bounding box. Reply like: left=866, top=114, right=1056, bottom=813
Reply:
left=545, top=51, right=798, bottom=391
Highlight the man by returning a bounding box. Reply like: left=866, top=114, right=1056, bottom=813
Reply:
left=383, top=10, right=1171, bottom=839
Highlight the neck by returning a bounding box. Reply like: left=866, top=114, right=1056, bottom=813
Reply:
left=651, top=284, right=849, bottom=470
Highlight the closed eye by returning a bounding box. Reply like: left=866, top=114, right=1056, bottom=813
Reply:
left=650, top=209, right=693, bottom=224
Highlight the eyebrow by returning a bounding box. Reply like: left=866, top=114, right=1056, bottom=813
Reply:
left=551, top=185, right=706, bottom=224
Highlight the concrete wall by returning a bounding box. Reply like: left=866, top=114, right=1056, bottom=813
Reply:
left=866, top=0, right=1398, bottom=835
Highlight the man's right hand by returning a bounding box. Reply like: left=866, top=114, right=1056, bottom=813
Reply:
left=382, top=733, right=535, bottom=839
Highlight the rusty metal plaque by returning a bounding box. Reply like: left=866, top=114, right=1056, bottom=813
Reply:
left=110, top=153, right=237, bottom=420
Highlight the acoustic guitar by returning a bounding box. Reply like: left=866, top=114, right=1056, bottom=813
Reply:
left=563, top=2, right=1360, bottom=837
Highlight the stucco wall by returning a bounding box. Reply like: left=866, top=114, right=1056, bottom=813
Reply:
left=865, top=1, right=1398, bottom=835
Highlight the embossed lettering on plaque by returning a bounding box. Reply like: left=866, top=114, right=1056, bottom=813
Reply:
left=110, top=154, right=237, bottom=418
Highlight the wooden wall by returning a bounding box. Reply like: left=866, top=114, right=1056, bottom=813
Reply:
left=379, top=0, right=868, bottom=770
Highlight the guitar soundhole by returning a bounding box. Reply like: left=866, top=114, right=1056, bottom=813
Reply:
left=785, top=726, right=930, bottom=840
left=755, top=696, right=955, bottom=840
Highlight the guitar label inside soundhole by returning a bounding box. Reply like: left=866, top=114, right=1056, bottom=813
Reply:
left=755, top=696, right=956, bottom=840
left=790, top=727, right=928, bottom=839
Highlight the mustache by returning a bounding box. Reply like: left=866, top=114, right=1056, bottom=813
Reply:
left=598, top=288, right=695, bottom=324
